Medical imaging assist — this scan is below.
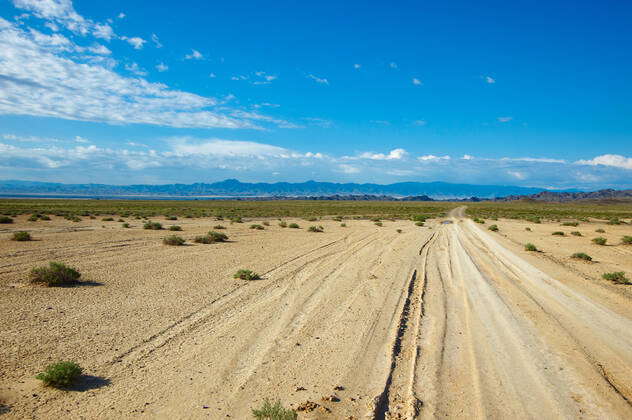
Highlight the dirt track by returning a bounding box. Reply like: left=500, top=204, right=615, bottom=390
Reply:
left=1, top=210, right=632, bottom=419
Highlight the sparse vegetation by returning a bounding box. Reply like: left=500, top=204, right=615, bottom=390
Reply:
left=102, top=217, right=114, bottom=221
left=592, top=237, right=607, bottom=246
left=251, top=399, right=297, bottom=420
left=473, top=218, right=485, bottom=224
left=234, top=269, right=260, bottom=280
left=607, top=218, right=621, bottom=225
left=278, top=221, right=287, bottom=228
left=169, top=225, right=183, bottom=231
left=143, top=221, right=163, bottom=230
left=12, top=231, right=32, bottom=241
left=571, top=252, right=592, bottom=261
left=622, top=236, right=632, bottom=245
left=163, top=235, right=185, bottom=246
left=28, top=214, right=39, bottom=221
left=262, top=221, right=270, bottom=226
left=552, top=231, right=565, bottom=236
left=250, top=224, right=265, bottom=230
left=207, top=231, right=229, bottom=242
left=230, top=216, right=243, bottom=224
left=0, top=216, right=13, bottom=224
left=308, top=225, right=324, bottom=232
left=374, top=221, right=383, bottom=227
left=488, top=224, right=499, bottom=232
left=340, top=223, right=346, bottom=227
left=525, top=243, right=538, bottom=252
left=166, top=216, right=178, bottom=220
left=525, top=227, right=531, bottom=231
left=213, top=224, right=226, bottom=229
left=596, top=228, right=605, bottom=233
left=561, top=221, right=579, bottom=227
left=288, top=223, right=300, bottom=229
left=36, top=361, right=83, bottom=388
left=602, top=272, right=630, bottom=285
left=396, top=229, right=402, bottom=233
left=30, top=262, right=81, bottom=286
left=570, top=231, right=582, bottom=236
left=415, top=221, right=424, bottom=227
left=122, top=223, right=130, bottom=228
left=307, top=217, right=318, bottom=222
left=411, top=215, right=427, bottom=222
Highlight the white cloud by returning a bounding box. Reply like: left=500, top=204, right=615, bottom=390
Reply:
left=93, top=23, right=114, bottom=41
left=461, top=154, right=474, bottom=160
left=121, top=36, right=146, bottom=49
left=208, top=73, right=216, bottom=78
left=0, top=18, right=289, bottom=129
left=88, top=44, right=111, bottom=55
left=412, top=120, right=427, bottom=126
left=353, top=63, right=361, bottom=69
left=307, top=74, right=329, bottom=85
left=151, top=33, right=162, bottom=48
left=338, top=164, right=360, bottom=174
left=576, top=154, right=632, bottom=170
left=253, top=71, right=277, bottom=85
left=412, top=78, right=422, bottom=86
left=359, top=148, right=407, bottom=160
left=124, top=62, right=147, bottom=76
left=117, top=12, right=125, bottom=19
left=389, top=62, right=398, bottom=69
left=497, top=116, right=513, bottom=123
left=418, top=154, right=451, bottom=161
left=185, top=49, right=203, bottom=60
left=74, top=135, right=89, bottom=143
left=507, top=170, right=526, bottom=180
left=370, top=120, right=390, bottom=125
left=485, top=76, right=496, bottom=84
left=156, top=62, right=168, bottom=72
left=501, top=157, right=566, bottom=163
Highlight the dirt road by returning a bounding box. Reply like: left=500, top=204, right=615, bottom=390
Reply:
left=2, top=210, right=632, bottom=419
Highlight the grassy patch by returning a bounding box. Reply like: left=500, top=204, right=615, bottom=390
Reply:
left=596, top=228, right=605, bottom=233
left=570, top=231, right=582, bottom=236
left=488, top=224, right=499, bottom=232
left=250, top=224, right=265, bottom=230
left=168, top=225, right=183, bottom=231
left=571, top=252, right=592, bottom=261
left=30, top=262, right=81, bottom=286
left=602, top=272, right=630, bottom=285
left=12, top=231, right=32, bottom=241
left=252, top=399, right=297, bottom=420
left=165, top=216, right=178, bottom=220
left=0, top=216, right=13, bottom=224
left=308, top=225, right=324, bottom=232
left=524, top=243, right=538, bottom=252
left=622, top=236, right=632, bottom=245
left=374, top=221, right=383, bottom=227
left=122, top=223, right=130, bottom=228
left=592, top=237, right=607, bottom=246
left=288, top=223, right=300, bottom=229
left=473, top=218, right=485, bottom=224
left=552, top=231, right=565, bottom=236
left=102, top=217, right=114, bottom=221
left=143, top=221, right=163, bottom=230
left=163, top=235, right=185, bottom=246
left=340, top=223, right=346, bottom=227
left=233, top=269, right=260, bottom=280
left=36, top=361, right=82, bottom=388
left=561, top=221, right=579, bottom=227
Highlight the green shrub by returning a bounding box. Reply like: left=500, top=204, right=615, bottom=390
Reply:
left=592, top=237, right=607, bottom=246
left=207, top=231, right=229, bottom=242
left=308, top=225, right=324, bottom=232
left=233, top=269, right=260, bottom=280
left=602, top=272, right=630, bottom=285
left=561, top=222, right=579, bottom=227
left=40, top=215, right=51, bottom=221
left=415, top=221, right=424, bottom=227
left=571, top=252, right=592, bottom=261
left=527, top=216, right=541, bottom=224
left=28, top=215, right=39, bottom=222
left=262, top=221, right=270, bottom=226
left=306, top=217, right=318, bottom=222
left=622, top=236, right=632, bottom=245
left=525, top=227, right=532, bottom=231
left=396, top=229, right=402, bottom=233
left=0, top=216, right=14, bottom=224
left=488, top=224, right=499, bottom=232
left=250, top=224, right=265, bottom=230
left=30, top=262, right=81, bottom=286
left=143, top=221, right=163, bottom=230
left=169, top=225, right=182, bottom=231
left=525, top=243, right=538, bottom=252
left=411, top=215, right=426, bottom=222
left=607, top=218, right=621, bottom=225
left=552, top=231, right=565, bottom=236
left=340, top=223, right=347, bottom=227
left=332, top=216, right=343, bottom=222
left=166, top=216, right=178, bottom=220
left=12, top=231, right=32, bottom=241
left=122, top=223, right=130, bottom=228
left=374, top=221, right=383, bottom=227
left=230, top=216, right=243, bottom=224
left=117, top=218, right=125, bottom=222
left=288, top=223, right=300, bottom=229
left=213, top=224, right=226, bottom=229
left=596, top=228, right=605, bottom=233
left=163, top=235, right=185, bottom=246
left=36, top=361, right=82, bottom=388
left=473, top=218, right=485, bottom=224
left=252, top=399, right=297, bottom=420
left=194, top=235, right=213, bottom=244
left=278, top=221, right=287, bottom=228
left=570, top=231, right=582, bottom=236
left=102, top=217, right=114, bottom=221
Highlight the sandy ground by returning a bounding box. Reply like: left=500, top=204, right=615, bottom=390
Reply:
left=1, top=209, right=631, bottom=419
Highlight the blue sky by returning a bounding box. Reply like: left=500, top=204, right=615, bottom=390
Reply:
left=0, top=0, right=631, bottom=189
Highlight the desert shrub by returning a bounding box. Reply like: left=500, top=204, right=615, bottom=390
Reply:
left=252, top=399, right=296, bottom=420
left=371, top=217, right=381, bottom=222
left=262, top=221, right=270, bottom=226
left=28, top=215, right=39, bottom=222
left=230, top=216, right=243, bottom=224
left=552, top=231, right=565, bottom=236
left=40, top=215, right=51, bottom=221
left=374, top=221, right=383, bottom=227
left=278, top=221, right=287, bottom=228
left=602, top=272, right=630, bottom=285
left=306, top=217, right=318, bottom=222
left=165, top=216, right=178, bottom=220
left=194, top=235, right=214, bottom=244
left=396, top=229, right=402, bottom=233
left=525, top=227, right=532, bottom=231
left=12, top=231, right=32, bottom=241
left=36, top=361, right=82, bottom=388
left=524, top=243, right=538, bottom=252
left=607, top=218, right=621, bottom=225
left=143, top=221, right=163, bottom=230
left=526, top=216, right=541, bottom=224
left=69, top=216, right=81, bottom=222
left=592, top=237, right=607, bottom=246
left=288, top=223, right=300, bottom=229
left=102, top=217, right=114, bottom=221
left=411, top=215, right=426, bottom=222
left=340, top=223, right=347, bottom=227
left=250, top=224, right=265, bottom=230
left=213, top=224, right=226, bottom=230
left=621, top=236, right=632, bottom=245
left=233, top=269, right=260, bottom=280
left=0, top=216, right=14, bottom=224
left=117, top=218, right=125, bottom=222
left=561, top=222, right=579, bottom=227
left=488, top=224, right=499, bottom=232
left=207, top=231, right=228, bottom=242
left=570, top=231, right=582, bottom=236
left=30, top=262, right=81, bottom=286
left=596, top=228, right=605, bottom=233
left=308, top=225, right=324, bottom=232
left=571, top=252, right=592, bottom=261
left=169, top=225, right=182, bottom=231
left=415, top=221, right=424, bottom=227
left=163, top=235, right=185, bottom=246
left=473, top=218, right=485, bottom=224
left=332, top=216, right=343, bottom=222
left=122, top=223, right=130, bottom=228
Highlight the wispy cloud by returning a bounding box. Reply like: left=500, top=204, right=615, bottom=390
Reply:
left=485, top=75, right=496, bottom=84
left=418, top=154, right=450, bottom=161
left=156, top=62, right=168, bottom=72
left=497, top=116, right=513, bottom=123
left=307, top=74, right=329, bottom=85
left=358, top=148, right=407, bottom=160
left=412, top=120, right=427, bottom=126
left=389, top=62, right=398, bottom=69
left=124, top=62, right=147, bottom=76
left=353, top=63, right=361, bottom=69
left=184, top=49, right=203, bottom=60
left=151, top=33, right=162, bottom=48
left=576, top=154, right=632, bottom=170
left=121, top=36, right=146, bottom=49
left=412, top=78, right=422, bottom=86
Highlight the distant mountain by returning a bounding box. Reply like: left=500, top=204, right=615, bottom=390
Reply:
left=0, top=179, right=563, bottom=199
left=498, top=189, right=632, bottom=202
